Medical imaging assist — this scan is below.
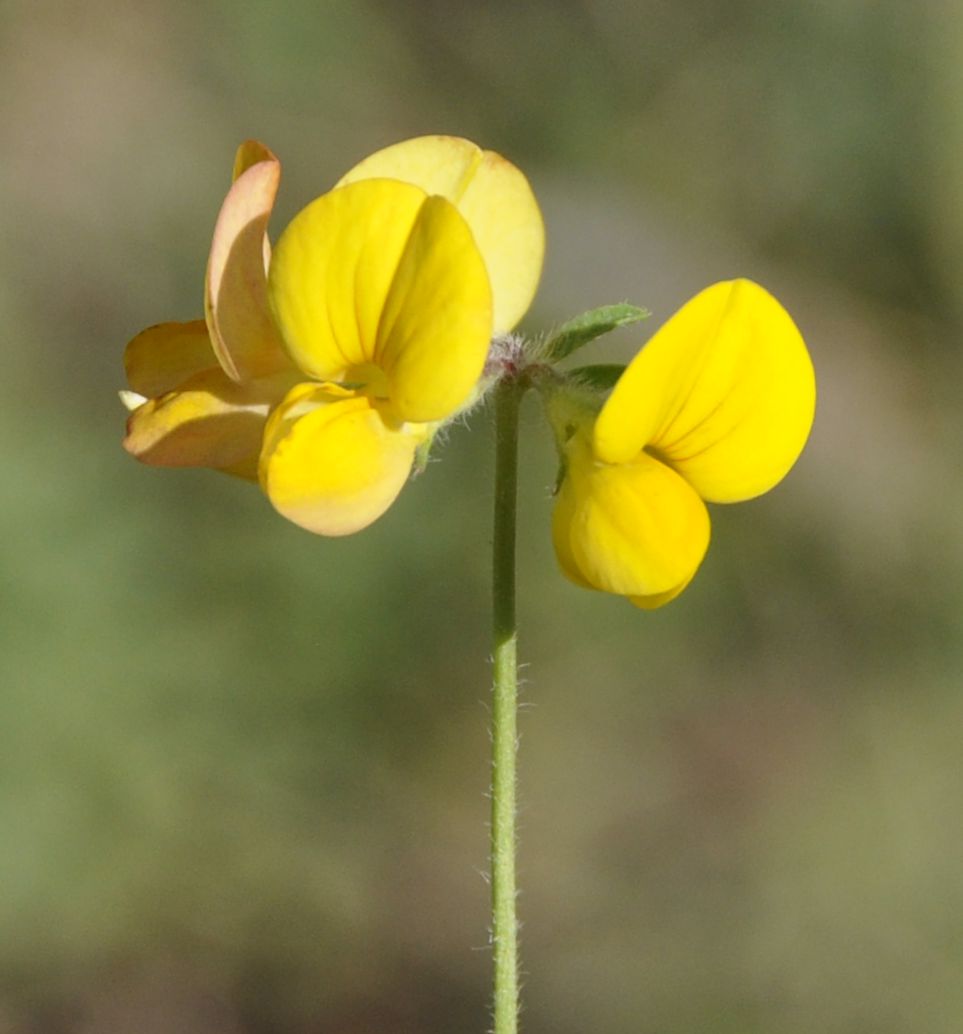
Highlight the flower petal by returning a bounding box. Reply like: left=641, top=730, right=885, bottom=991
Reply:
left=205, top=141, right=291, bottom=382
left=124, top=320, right=215, bottom=397
left=593, top=280, right=815, bottom=502
left=550, top=477, right=596, bottom=592
left=268, top=179, right=427, bottom=380
left=233, top=139, right=277, bottom=180
left=337, top=136, right=544, bottom=333
left=552, top=433, right=710, bottom=600
left=375, top=194, right=492, bottom=422
left=123, top=367, right=293, bottom=479
left=259, top=382, right=425, bottom=536
left=628, top=574, right=695, bottom=610
left=268, top=180, right=492, bottom=421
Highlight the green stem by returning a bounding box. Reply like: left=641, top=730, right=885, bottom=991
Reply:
left=491, top=374, right=522, bottom=1034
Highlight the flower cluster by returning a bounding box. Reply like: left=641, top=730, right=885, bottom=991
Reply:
left=122, top=137, right=815, bottom=607
left=123, top=136, right=544, bottom=534
left=544, top=279, right=815, bottom=607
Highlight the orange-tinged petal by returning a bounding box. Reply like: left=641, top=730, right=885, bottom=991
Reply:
left=233, top=139, right=277, bottom=181
left=124, top=320, right=215, bottom=397
left=259, top=382, right=426, bottom=536
left=594, top=280, right=815, bottom=503
left=205, top=142, right=291, bottom=382
left=337, top=135, right=544, bottom=332
left=268, top=180, right=492, bottom=421
left=123, top=367, right=294, bottom=479
left=552, top=433, right=710, bottom=600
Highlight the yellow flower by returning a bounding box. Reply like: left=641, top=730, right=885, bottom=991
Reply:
left=122, top=136, right=545, bottom=534
left=260, top=136, right=543, bottom=534
left=122, top=140, right=298, bottom=478
left=550, top=279, right=816, bottom=608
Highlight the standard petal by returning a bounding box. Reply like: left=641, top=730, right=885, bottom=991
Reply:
left=594, top=280, right=815, bottom=502
left=259, top=383, right=425, bottom=536
left=205, top=141, right=291, bottom=382
left=123, top=367, right=293, bottom=479
left=337, top=136, right=544, bottom=333
left=375, top=194, right=492, bottom=422
left=124, top=320, right=216, bottom=397
left=552, top=433, right=710, bottom=600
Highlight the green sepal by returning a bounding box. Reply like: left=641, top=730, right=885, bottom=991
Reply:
left=566, top=363, right=626, bottom=393
left=412, top=428, right=438, bottom=477
left=543, top=303, right=649, bottom=361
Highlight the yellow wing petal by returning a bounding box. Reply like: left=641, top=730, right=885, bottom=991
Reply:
left=259, top=382, right=425, bottom=536
left=594, top=280, right=815, bottom=502
left=205, top=141, right=291, bottom=382
left=375, top=194, right=492, bottom=422
left=550, top=470, right=598, bottom=592
left=268, top=179, right=429, bottom=381
left=337, top=136, right=544, bottom=333
left=269, top=180, right=492, bottom=422
left=552, top=433, right=710, bottom=600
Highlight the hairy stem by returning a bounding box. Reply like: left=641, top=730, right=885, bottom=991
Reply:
left=491, top=374, right=522, bottom=1034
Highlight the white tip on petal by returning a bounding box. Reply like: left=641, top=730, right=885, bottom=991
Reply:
left=119, top=389, right=148, bottom=411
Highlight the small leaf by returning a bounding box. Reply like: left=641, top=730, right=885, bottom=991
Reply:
left=543, top=303, right=649, bottom=361
left=567, top=364, right=627, bottom=393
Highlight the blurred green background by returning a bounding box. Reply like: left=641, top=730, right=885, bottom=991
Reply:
left=3, top=1, right=963, bottom=1031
